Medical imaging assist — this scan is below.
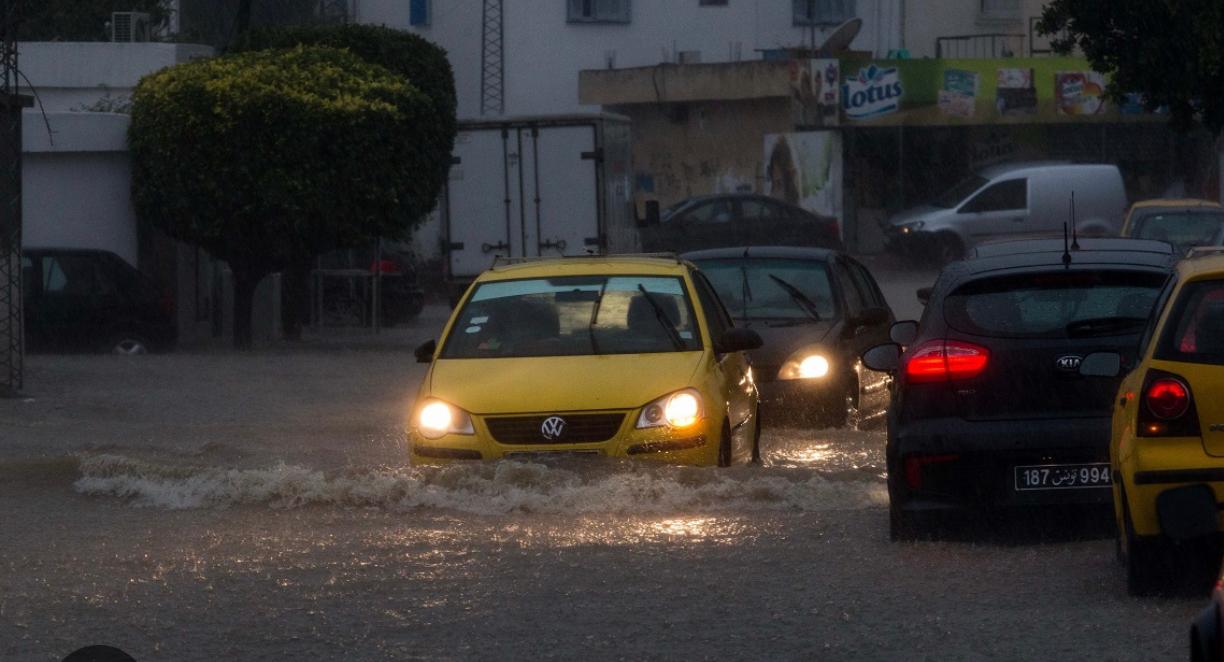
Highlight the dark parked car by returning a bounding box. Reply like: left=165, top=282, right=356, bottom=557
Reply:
left=643, top=194, right=842, bottom=254
left=684, top=247, right=893, bottom=427
left=861, top=238, right=1176, bottom=540
left=1193, top=563, right=1224, bottom=661
left=21, top=248, right=176, bottom=354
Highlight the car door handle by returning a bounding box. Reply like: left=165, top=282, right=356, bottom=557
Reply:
left=1010, top=217, right=1025, bottom=223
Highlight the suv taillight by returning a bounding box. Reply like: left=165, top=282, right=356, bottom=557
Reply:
left=1138, top=370, right=1200, bottom=437
left=905, top=340, right=990, bottom=384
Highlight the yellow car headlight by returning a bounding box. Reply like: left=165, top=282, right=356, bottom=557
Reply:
left=416, top=399, right=475, bottom=439
left=636, top=389, right=704, bottom=430
left=778, top=353, right=830, bottom=380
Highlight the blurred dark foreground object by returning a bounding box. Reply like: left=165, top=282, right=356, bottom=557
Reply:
left=63, top=645, right=135, bottom=662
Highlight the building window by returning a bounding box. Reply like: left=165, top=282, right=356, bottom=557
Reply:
left=700, top=0, right=729, bottom=5
left=567, top=0, right=631, bottom=23
left=410, top=0, right=430, bottom=26
left=793, top=0, right=855, bottom=26
left=980, top=0, right=1021, bottom=16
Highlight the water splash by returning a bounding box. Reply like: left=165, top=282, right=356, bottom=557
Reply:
left=74, top=454, right=886, bottom=515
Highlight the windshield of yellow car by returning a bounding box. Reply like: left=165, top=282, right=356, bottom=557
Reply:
left=1131, top=210, right=1224, bottom=249
left=440, top=275, right=703, bottom=358
left=694, top=258, right=839, bottom=322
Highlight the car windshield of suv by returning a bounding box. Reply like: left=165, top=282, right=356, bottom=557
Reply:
left=944, top=270, right=1167, bottom=338
left=1154, top=279, right=1224, bottom=365
left=694, top=258, right=838, bottom=321
left=1132, top=210, right=1224, bottom=249
left=441, top=275, right=702, bottom=358
left=932, top=175, right=988, bottom=208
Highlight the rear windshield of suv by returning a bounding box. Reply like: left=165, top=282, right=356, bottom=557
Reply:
left=943, top=270, right=1167, bottom=338
left=1154, top=278, right=1224, bottom=365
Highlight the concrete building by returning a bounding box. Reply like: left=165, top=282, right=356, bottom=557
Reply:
left=355, top=0, right=904, bottom=118
left=18, top=41, right=281, bottom=346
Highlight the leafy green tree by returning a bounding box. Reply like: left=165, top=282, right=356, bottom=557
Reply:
left=14, top=0, right=170, bottom=41
left=1038, top=0, right=1224, bottom=135
left=231, top=24, right=456, bottom=339
left=128, top=45, right=442, bottom=347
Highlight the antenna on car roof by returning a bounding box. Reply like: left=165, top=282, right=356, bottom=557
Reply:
left=1062, top=222, right=1073, bottom=267
left=1070, top=191, right=1080, bottom=251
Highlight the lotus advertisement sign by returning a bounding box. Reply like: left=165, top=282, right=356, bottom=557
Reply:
left=841, top=65, right=903, bottom=120
left=835, top=56, right=1160, bottom=126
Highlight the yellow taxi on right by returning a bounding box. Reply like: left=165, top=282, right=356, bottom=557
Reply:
left=1085, top=249, right=1224, bottom=594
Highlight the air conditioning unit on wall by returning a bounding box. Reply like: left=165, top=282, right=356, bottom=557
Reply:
left=110, top=12, right=152, bottom=42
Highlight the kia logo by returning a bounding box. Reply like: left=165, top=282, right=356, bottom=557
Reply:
left=540, top=416, right=566, bottom=440
left=1055, top=355, right=1083, bottom=371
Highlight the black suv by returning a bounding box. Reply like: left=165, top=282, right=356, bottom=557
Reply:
left=22, top=248, right=176, bottom=354
left=862, top=239, right=1176, bottom=539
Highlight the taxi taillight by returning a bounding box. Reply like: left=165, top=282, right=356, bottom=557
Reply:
left=1138, top=370, right=1200, bottom=437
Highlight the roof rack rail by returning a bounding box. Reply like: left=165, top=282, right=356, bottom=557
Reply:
left=1186, top=246, right=1224, bottom=259
left=489, top=252, right=681, bottom=269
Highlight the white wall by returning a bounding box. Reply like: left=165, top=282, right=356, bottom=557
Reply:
left=904, top=0, right=1051, bottom=58
left=18, top=42, right=214, bottom=111
left=357, top=0, right=903, bottom=118
left=21, top=112, right=138, bottom=267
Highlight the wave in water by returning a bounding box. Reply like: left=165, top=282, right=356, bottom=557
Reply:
left=74, top=454, right=886, bottom=514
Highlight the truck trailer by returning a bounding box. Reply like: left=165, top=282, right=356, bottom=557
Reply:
left=442, top=113, right=639, bottom=296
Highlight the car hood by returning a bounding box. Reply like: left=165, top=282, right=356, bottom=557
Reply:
left=885, top=205, right=942, bottom=227
left=740, top=320, right=837, bottom=368
left=427, top=352, right=706, bottom=414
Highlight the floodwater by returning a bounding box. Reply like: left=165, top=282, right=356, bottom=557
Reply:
left=0, top=268, right=1203, bottom=661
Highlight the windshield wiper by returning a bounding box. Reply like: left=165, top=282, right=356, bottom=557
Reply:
left=636, top=284, right=684, bottom=351
left=767, top=274, right=822, bottom=322
left=1065, top=316, right=1148, bottom=337
left=587, top=281, right=608, bottom=355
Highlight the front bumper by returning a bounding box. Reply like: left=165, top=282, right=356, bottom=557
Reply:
left=1121, top=436, right=1224, bottom=537
left=882, top=227, right=936, bottom=254
left=410, top=414, right=720, bottom=466
left=892, top=416, right=1114, bottom=512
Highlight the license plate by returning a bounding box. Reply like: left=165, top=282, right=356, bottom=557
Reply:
left=504, top=450, right=602, bottom=460
left=1014, top=463, right=1112, bottom=491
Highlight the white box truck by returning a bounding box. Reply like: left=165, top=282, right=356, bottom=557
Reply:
left=442, top=114, right=639, bottom=295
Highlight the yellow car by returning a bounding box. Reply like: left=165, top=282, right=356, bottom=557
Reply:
left=408, top=255, right=763, bottom=466
left=1085, top=249, right=1224, bottom=594
left=1121, top=198, right=1224, bottom=253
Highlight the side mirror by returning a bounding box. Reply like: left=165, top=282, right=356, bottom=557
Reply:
left=1079, top=351, right=1122, bottom=378
left=889, top=320, right=919, bottom=345
left=638, top=200, right=661, bottom=228
left=862, top=343, right=901, bottom=372
left=916, top=286, right=933, bottom=306
left=717, top=327, right=763, bottom=353
left=415, top=339, right=437, bottom=363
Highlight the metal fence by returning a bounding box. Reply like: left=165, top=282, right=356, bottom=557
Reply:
left=935, top=33, right=1027, bottom=59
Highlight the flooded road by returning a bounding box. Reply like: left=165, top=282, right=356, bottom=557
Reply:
left=0, top=272, right=1204, bottom=660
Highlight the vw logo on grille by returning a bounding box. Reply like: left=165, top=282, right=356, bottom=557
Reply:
left=1055, top=355, right=1083, bottom=371
left=540, top=416, right=567, bottom=440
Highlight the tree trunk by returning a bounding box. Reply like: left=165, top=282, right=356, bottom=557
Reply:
left=281, top=256, right=313, bottom=342
left=232, top=0, right=254, bottom=45
left=231, top=270, right=260, bottom=350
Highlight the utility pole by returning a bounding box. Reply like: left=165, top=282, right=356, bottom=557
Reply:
left=0, top=0, right=29, bottom=398
left=480, top=0, right=504, bottom=115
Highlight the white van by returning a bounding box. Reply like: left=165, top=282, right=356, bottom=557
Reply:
left=883, top=162, right=1128, bottom=261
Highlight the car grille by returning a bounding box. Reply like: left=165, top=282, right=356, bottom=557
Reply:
left=484, top=413, right=627, bottom=445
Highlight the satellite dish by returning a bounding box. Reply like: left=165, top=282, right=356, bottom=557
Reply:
left=819, top=17, right=862, bottom=54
